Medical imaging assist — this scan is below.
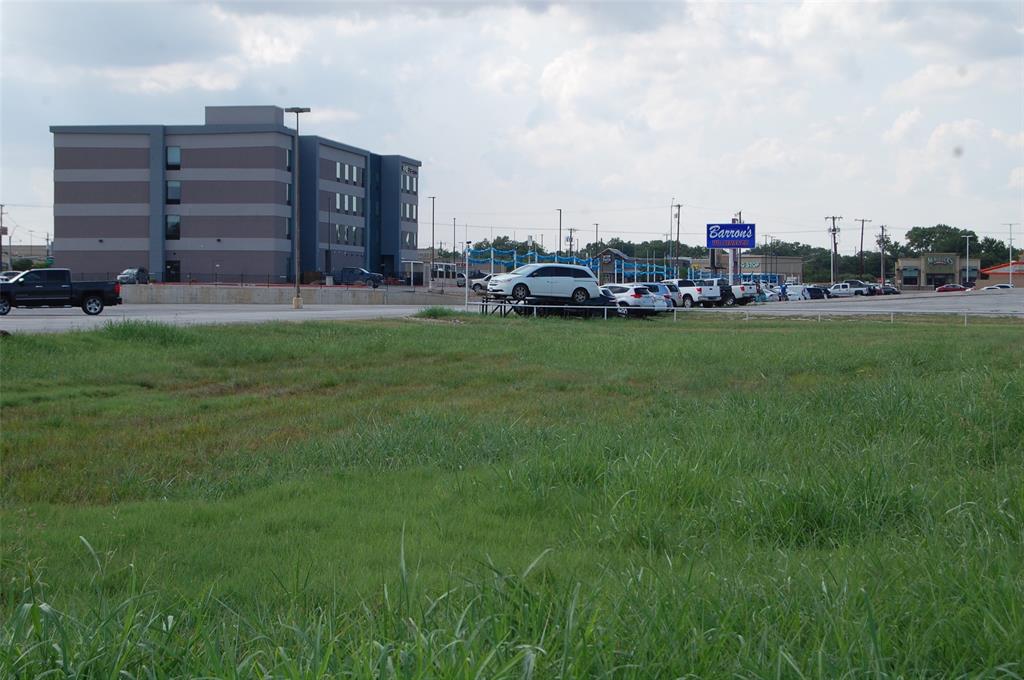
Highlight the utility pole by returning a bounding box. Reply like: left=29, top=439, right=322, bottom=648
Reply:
left=452, top=217, right=456, bottom=273
left=0, top=203, right=6, bottom=268
left=428, top=196, right=436, bottom=290
left=567, top=227, right=577, bottom=258
left=556, top=208, right=562, bottom=260
left=855, top=218, right=871, bottom=278
left=1003, top=223, right=1019, bottom=288
left=826, top=216, right=843, bottom=285
left=593, top=222, right=599, bottom=252
left=878, top=225, right=887, bottom=284
left=672, top=203, right=681, bottom=275
left=285, top=106, right=310, bottom=309
left=962, top=234, right=973, bottom=286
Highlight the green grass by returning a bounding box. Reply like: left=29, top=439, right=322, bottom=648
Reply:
left=2, top=315, right=1023, bottom=677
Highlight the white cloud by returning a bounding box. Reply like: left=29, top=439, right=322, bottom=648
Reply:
left=992, top=129, right=1024, bottom=150
left=883, top=108, right=922, bottom=143
left=1010, top=167, right=1024, bottom=189
left=95, top=60, right=245, bottom=93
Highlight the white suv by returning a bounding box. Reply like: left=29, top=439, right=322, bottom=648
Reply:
left=487, top=264, right=602, bottom=303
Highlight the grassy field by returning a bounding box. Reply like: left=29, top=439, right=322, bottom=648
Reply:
left=2, top=313, right=1022, bottom=677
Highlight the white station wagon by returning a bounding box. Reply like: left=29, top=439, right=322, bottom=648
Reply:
left=487, top=264, right=602, bottom=303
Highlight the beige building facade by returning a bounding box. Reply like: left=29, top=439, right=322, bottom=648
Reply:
left=896, top=253, right=980, bottom=290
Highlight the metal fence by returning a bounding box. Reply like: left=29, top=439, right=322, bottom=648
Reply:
left=468, top=300, right=1024, bottom=325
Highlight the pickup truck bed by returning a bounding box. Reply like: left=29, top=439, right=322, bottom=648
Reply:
left=0, top=269, right=122, bottom=316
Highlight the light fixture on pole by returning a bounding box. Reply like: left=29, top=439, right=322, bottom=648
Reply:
left=464, top=241, right=472, bottom=309
left=285, top=106, right=311, bottom=309
left=962, top=233, right=973, bottom=287
left=556, top=208, right=562, bottom=260
left=428, top=196, right=436, bottom=291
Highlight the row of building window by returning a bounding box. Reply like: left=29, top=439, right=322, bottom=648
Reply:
left=401, top=231, right=417, bottom=249
left=402, top=203, right=418, bottom=220
left=167, top=145, right=297, bottom=173
left=332, top=224, right=366, bottom=247
left=335, top=161, right=363, bottom=186
left=334, top=193, right=363, bottom=215
left=166, top=180, right=295, bottom=205
left=164, top=215, right=294, bottom=241
left=401, top=174, right=418, bottom=193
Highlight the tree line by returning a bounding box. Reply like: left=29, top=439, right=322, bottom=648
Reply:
left=432, top=224, right=1010, bottom=283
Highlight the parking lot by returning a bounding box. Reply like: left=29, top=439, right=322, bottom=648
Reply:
left=1, top=289, right=1020, bottom=334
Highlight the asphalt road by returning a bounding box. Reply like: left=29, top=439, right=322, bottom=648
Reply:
left=736, top=289, right=1024, bottom=316
left=1, top=291, right=1020, bottom=334
left=0, top=304, right=435, bottom=334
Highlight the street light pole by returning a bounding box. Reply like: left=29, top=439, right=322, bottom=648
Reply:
left=556, top=208, right=562, bottom=260
left=428, top=196, right=436, bottom=291
left=962, top=234, right=973, bottom=287
left=286, top=106, right=311, bottom=309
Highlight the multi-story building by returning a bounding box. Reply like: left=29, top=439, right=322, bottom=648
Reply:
left=50, top=105, right=419, bottom=282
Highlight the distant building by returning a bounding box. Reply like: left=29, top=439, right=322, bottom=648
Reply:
left=50, top=105, right=420, bottom=282
left=896, top=253, right=980, bottom=289
left=979, top=260, right=1023, bottom=287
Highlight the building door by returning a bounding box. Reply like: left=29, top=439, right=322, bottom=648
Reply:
left=164, top=260, right=180, bottom=283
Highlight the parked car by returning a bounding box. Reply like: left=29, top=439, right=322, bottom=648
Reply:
left=333, top=267, right=384, bottom=287
left=640, top=282, right=679, bottom=307
left=800, top=286, right=830, bottom=300
left=601, top=284, right=668, bottom=316
left=935, top=283, right=970, bottom=293
left=980, top=283, right=1014, bottom=291
left=663, top=279, right=713, bottom=307
left=117, top=267, right=149, bottom=284
left=693, top=278, right=725, bottom=307
left=881, top=285, right=901, bottom=295
left=692, top=277, right=754, bottom=306
left=487, top=264, right=602, bottom=303
left=0, top=270, right=23, bottom=282
left=0, top=268, right=122, bottom=315
left=470, top=273, right=495, bottom=293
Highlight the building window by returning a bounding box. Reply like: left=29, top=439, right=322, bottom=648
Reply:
left=287, top=183, right=293, bottom=206
left=344, top=163, right=350, bottom=182
left=344, top=194, right=350, bottom=212
left=402, top=231, right=417, bottom=248
left=335, top=193, right=341, bottom=211
left=286, top=148, right=292, bottom=171
left=166, top=180, right=181, bottom=204
left=352, top=166, right=358, bottom=184
left=412, top=204, right=417, bottom=220
left=286, top=217, right=293, bottom=239
left=352, top=196, right=359, bottom=215
left=165, top=215, right=181, bottom=240
left=412, top=176, right=417, bottom=193
left=166, top=146, right=181, bottom=170
left=336, top=161, right=342, bottom=180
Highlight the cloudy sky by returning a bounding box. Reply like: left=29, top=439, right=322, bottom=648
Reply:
left=1, top=0, right=1021, bottom=253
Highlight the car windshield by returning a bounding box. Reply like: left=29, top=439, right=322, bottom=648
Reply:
left=120, top=269, right=135, bottom=275
left=509, top=265, right=536, bottom=275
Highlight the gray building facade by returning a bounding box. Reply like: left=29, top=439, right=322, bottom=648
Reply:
left=51, top=105, right=419, bottom=282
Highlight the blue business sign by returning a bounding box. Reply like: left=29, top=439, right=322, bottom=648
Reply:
left=707, top=223, right=756, bottom=249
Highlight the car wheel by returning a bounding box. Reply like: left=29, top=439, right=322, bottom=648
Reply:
left=512, top=283, right=530, bottom=301
left=571, top=288, right=589, bottom=304
left=472, top=283, right=483, bottom=292
left=82, top=296, right=104, bottom=315
left=0, top=298, right=10, bottom=315
left=723, top=296, right=736, bottom=307
left=617, top=303, right=629, bottom=317
left=682, top=296, right=694, bottom=308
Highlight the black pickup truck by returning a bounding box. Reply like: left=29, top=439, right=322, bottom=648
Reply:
left=0, top=269, right=122, bottom=316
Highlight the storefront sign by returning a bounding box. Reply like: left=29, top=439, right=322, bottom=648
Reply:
left=927, top=256, right=954, bottom=266
left=706, top=223, right=756, bottom=249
